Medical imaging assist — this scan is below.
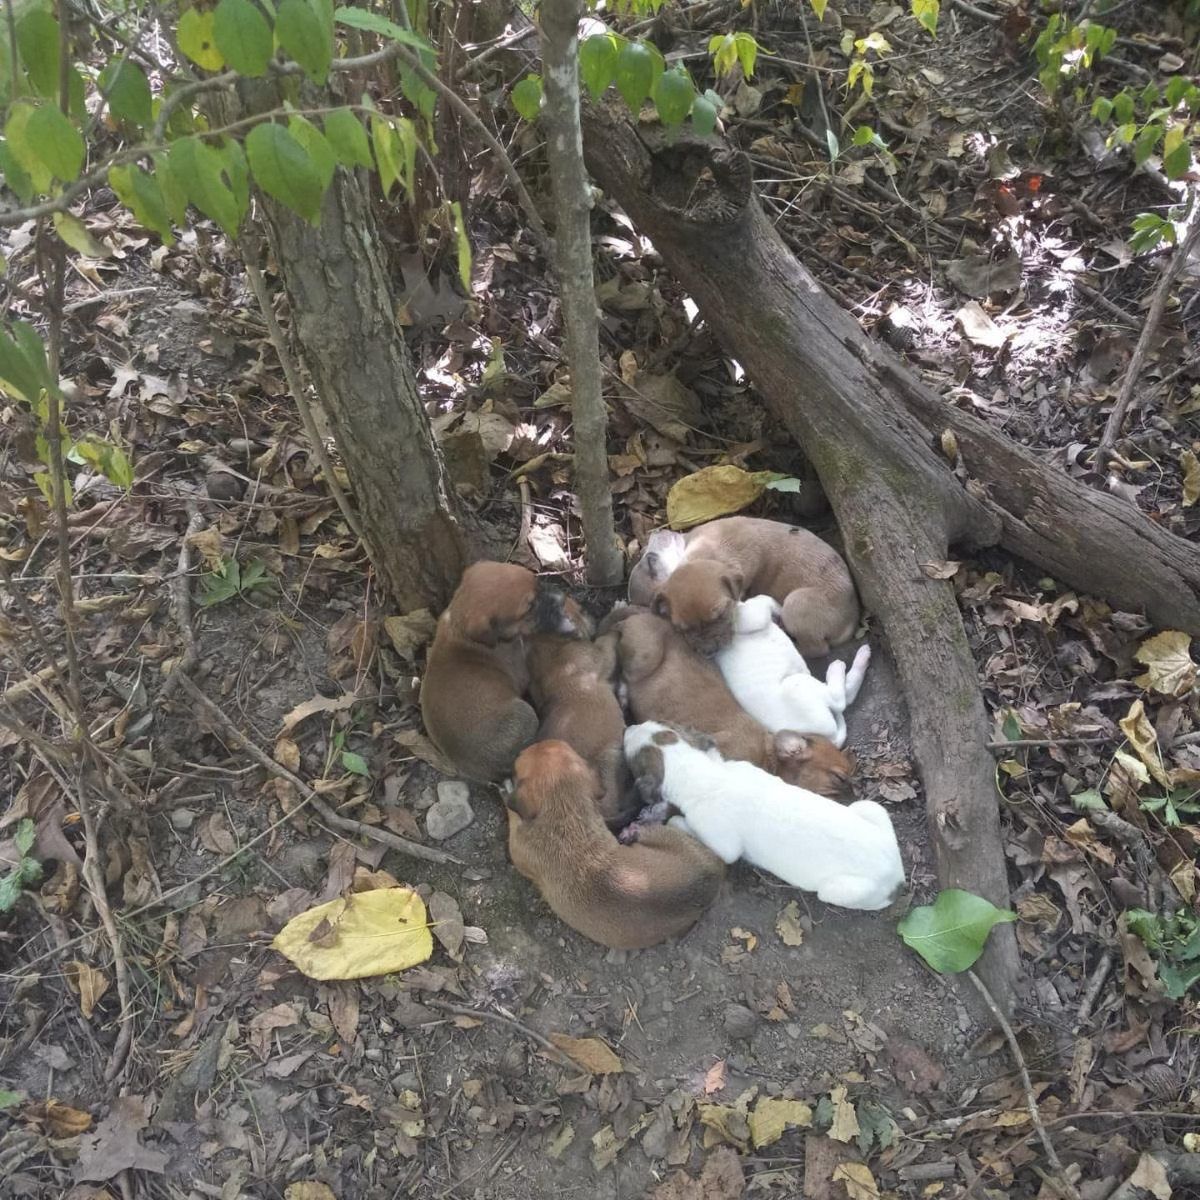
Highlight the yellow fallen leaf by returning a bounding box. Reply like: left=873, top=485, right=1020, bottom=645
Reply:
left=284, top=1185, right=338, bottom=1200
left=66, top=961, right=110, bottom=1020
left=993, top=1109, right=1031, bottom=1127
left=549, top=1034, right=623, bottom=1075
left=833, top=1162, right=880, bottom=1200
left=274, top=737, right=301, bottom=772
left=698, top=1103, right=750, bottom=1150
left=827, top=1085, right=860, bottom=1143
left=383, top=610, right=437, bottom=658
left=271, top=888, right=432, bottom=981
left=748, top=1097, right=813, bottom=1149
left=590, top=1125, right=623, bottom=1171
left=185, top=526, right=225, bottom=571
left=1170, top=859, right=1197, bottom=904
left=1134, top=630, right=1197, bottom=698
left=666, top=466, right=785, bottom=530
left=776, top=900, right=805, bottom=946
left=1119, top=699, right=1170, bottom=787
left=1181, top=450, right=1200, bottom=506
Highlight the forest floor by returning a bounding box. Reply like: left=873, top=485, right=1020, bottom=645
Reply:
left=2, top=2, right=1200, bottom=1199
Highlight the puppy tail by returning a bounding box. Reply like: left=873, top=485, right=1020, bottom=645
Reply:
left=822, top=659, right=848, bottom=713
left=844, top=644, right=871, bottom=707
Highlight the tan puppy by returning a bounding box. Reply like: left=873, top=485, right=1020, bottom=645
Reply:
left=421, top=563, right=581, bottom=782
left=526, top=632, right=634, bottom=827
left=613, top=609, right=855, bottom=798
left=506, top=740, right=724, bottom=949
left=647, top=516, right=859, bottom=659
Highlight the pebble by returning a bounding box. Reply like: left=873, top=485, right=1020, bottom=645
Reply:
left=425, top=789, right=474, bottom=841
left=723, top=1004, right=758, bottom=1041
left=169, top=808, right=196, bottom=831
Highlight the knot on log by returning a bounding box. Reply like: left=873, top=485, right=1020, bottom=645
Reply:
left=645, top=141, right=752, bottom=225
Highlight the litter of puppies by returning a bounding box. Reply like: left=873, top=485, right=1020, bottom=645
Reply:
left=418, top=516, right=904, bottom=949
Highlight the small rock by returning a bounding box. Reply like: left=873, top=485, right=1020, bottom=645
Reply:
left=169, top=808, right=197, bottom=831
left=724, top=1004, right=758, bottom=1041
left=436, top=780, right=470, bottom=807
left=414, top=786, right=436, bottom=812
left=204, top=470, right=244, bottom=501
left=425, top=791, right=474, bottom=841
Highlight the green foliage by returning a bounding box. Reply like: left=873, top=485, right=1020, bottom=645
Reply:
left=1033, top=14, right=1116, bottom=95
left=68, top=438, right=134, bottom=489
left=16, top=9, right=61, bottom=98
left=213, top=0, right=275, bottom=78
left=580, top=33, right=620, bottom=101
left=0, top=819, right=42, bottom=915
left=911, top=0, right=939, bottom=37
left=371, top=114, right=417, bottom=199
left=178, top=7, right=225, bottom=72
left=897, top=889, right=1017, bottom=973
left=1126, top=908, right=1200, bottom=998
left=652, top=68, right=695, bottom=127
left=109, top=163, right=175, bottom=243
left=615, top=41, right=659, bottom=112
left=169, top=136, right=247, bottom=238
left=333, top=6, right=433, bottom=52
left=277, top=0, right=333, bottom=85
left=342, top=749, right=370, bottom=776
left=843, top=31, right=892, bottom=98
left=450, top=200, right=471, bottom=292
left=511, top=74, right=543, bottom=120
left=691, top=89, right=721, bottom=137
left=1139, top=784, right=1200, bottom=828
left=99, top=59, right=153, bottom=126
left=809, top=0, right=828, bottom=20
left=200, top=557, right=277, bottom=607
left=708, top=31, right=757, bottom=80
left=246, top=122, right=327, bottom=223
left=0, top=318, right=54, bottom=404
left=323, top=108, right=373, bottom=168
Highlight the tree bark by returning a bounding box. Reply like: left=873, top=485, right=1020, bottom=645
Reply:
left=539, top=0, right=623, bottom=586
left=578, top=111, right=1200, bottom=1013
left=258, top=167, right=472, bottom=611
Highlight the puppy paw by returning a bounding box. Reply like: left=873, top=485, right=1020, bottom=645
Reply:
left=636, top=801, right=670, bottom=826
left=634, top=773, right=662, bottom=806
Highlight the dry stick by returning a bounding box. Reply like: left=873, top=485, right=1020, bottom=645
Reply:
left=420, top=997, right=579, bottom=1069
left=1073, top=950, right=1114, bottom=1032
left=241, top=238, right=363, bottom=542
left=967, top=970, right=1083, bottom=1200
left=163, top=508, right=205, bottom=694
left=1097, top=204, right=1200, bottom=467
left=173, top=673, right=461, bottom=868
left=987, top=736, right=1111, bottom=750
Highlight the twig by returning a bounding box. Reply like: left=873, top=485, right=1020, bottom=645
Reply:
left=1073, top=950, right=1114, bottom=1031
left=968, top=970, right=1082, bottom=1200
left=163, top=508, right=205, bottom=694
left=173, top=674, right=461, bottom=867
left=241, top=233, right=364, bottom=541
left=988, top=736, right=1111, bottom=750
left=1072, top=279, right=1140, bottom=327
left=950, top=0, right=1000, bottom=22
left=420, top=997, right=579, bottom=1069
left=1097, top=203, right=1200, bottom=466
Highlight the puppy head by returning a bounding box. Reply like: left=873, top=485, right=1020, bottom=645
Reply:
left=451, top=562, right=539, bottom=646
left=654, top=560, right=743, bottom=656
left=772, top=731, right=856, bottom=799
left=508, top=739, right=595, bottom=820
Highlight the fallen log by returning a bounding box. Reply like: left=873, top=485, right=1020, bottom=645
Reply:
left=580, top=110, right=1200, bottom=1011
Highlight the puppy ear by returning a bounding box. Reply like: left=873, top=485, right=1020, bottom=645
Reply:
left=506, top=780, right=540, bottom=821
left=722, top=572, right=745, bottom=600
left=652, top=593, right=671, bottom=619
left=463, top=610, right=498, bottom=646
left=644, top=551, right=665, bottom=581
left=774, top=731, right=812, bottom=761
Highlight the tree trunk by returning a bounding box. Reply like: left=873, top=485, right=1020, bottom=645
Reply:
left=539, top=0, right=623, bottom=586
left=258, top=167, right=472, bottom=611
left=579, top=107, right=1200, bottom=1009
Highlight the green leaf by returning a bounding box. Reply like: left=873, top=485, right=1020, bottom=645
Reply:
left=764, top=475, right=802, bottom=493
left=26, top=105, right=84, bottom=182
left=1090, top=96, right=1113, bottom=122
left=826, top=127, right=840, bottom=161
left=1000, top=712, right=1021, bottom=742
left=178, top=7, right=226, bottom=71
left=170, top=137, right=244, bottom=237
left=18, top=857, right=42, bottom=886
left=852, top=124, right=876, bottom=147
left=341, top=749, right=370, bottom=776
left=653, top=67, right=693, bottom=127
left=0, top=874, right=21, bottom=913
left=0, top=1089, right=23, bottom=1110
left=1133, top=122, right=1161, bottom=167
left=214, top=0, right=275, bottom=77
left=0, top=320, right=51, bottom=403
left=16, top=10, right=60, bottom=98
left=691, top=91, right=718, bottom=136
left=580, top=34, right=619, bottom=100
left=809, top=0, right=828, bottom=19
left=912, top=0, right=939, bottom=37
left=511, top=74, right=542, bottom=120
left=14, top=818, right=35, bottom=856
left=246, top=121, right=327, bottom=223
left=277, top=0, right=332, bottom=84
left=708, top=32, right=737, bottom=78
left=0, top=138, right=34, bottom=203
left=52, top=212, right=107, bottom=257
left=333, top=6, right=433, bottom=52
left=99, top=59, right=153, bottom=127
left=450, top=199, right=471, bottom=292
left=109, top=163, right=175, bottom=243
left=734, top=31, right=757, bottom=80
left=371, top=114, right=401, bottom=196
left=1071, top=788, right=1106, bottom=811
left=1113, top=91, right=1135, bottom=125
left=74, top=439, right=134, bottom=489
left=1162, top=125, right=1189, bottom=180
left=323, top=108, right=373, bottom=168
left=154, top=153, right=189, bottom=227
left=897, top=888, right=1016, bottom=974
left=615, top=41, right=657, bottom=111
left=289, top=114, right=336, bottom=189
left=1160, top=957, right=1200, bottom=999
left=1165, top=76, right=1188, bottom=108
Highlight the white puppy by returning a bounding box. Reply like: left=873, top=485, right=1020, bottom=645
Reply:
left=714, top=595, right=870, bottom=748
left=624, top=721, right=904, bottom=910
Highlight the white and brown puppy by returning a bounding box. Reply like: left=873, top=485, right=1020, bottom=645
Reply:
left=625, top=722, right=904, bottom=911
left=715, top=596, right=871, bottom=749
left=421, top=562, right=581, bottom=782
left=628, top=528, right=688, bottom=607
left=506, top=740, right=724, bottom=949
left=611, top=608, right=855, bottom=798
left=643, top=515, right=859, bottom=659
left=526, top=632, right=635, bottom=827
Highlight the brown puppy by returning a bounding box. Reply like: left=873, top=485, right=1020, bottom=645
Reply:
left=614, top=609, right=855, bottom=798
left=648, top=516, right=859, bottom=659
left=421, top=563, right=580, bottom=782
left=526, top=632, right=634, bottom=827
left=506, top=740, right=724, bottom=949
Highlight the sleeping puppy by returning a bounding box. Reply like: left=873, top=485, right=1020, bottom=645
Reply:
left=627, top=528, right=688, bottom=606
left=506, top=740, right=724, bottom=949
left=646, top=516, right=859, bottom=659
left=612, top=608, right=855, bottom=798
left=625, top=723, right=904, bottom=911
left=526, top=632, right=635, bottom=827
left=421, top=562, right=582, bottom=782
left=715, top=596, right=871, bottom=749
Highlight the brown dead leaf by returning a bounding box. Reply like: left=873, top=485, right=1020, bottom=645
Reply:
left=280, top=692, right=358, bottom=737
left=383, top=609, right=437, bottom=659
left=25, top=1099, right=93, bottom=1137
left=1181, top=451, right=1200, bottom=507
left=833, top=1162, right=880, bottom=1200
left=66, top=961, right=110, bottom=1020
left=549, top=1033, right=624, bottom=1075
left=920, top=560, right=962, bottom=580
left=1064, top=818, right=1116, bottom=866
left=1134, top=631, right=1197, bottom=698
left=955, top=301, right=1008, bottom=349
left=284, top=1185, right=338, bottom=1200
left=75, top=1095, right=169, bottom=1182
left=185, top=526, right=225, bottom=570
left=775, top=901, right=805, bottom=946
left=197, top=812, right=237, bottom=855
left=327, top=981, right=360, bottom=1046
left=704, top=1060, right=728, bottom=1095
left=248, top=1003, right=302, bottom=1059
left=590, top=1125, right=624, bottom=1171
left=698, top=1103, right=751, bottom=1151
left=667, top=466, right=782, bottom=531
left=1124, top=1153, right=1172, bottom=1200
left=1016, top=893, right=1061, bottom=928
left=623, top=372, right=704, bottom=441
left=1120, top=699, right=1170, bottom=787
left=393, top=728, right=456, bottom=775
left=428, top=891, right=465, bottom=959
left=274, top=737, right=301, bottom=772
